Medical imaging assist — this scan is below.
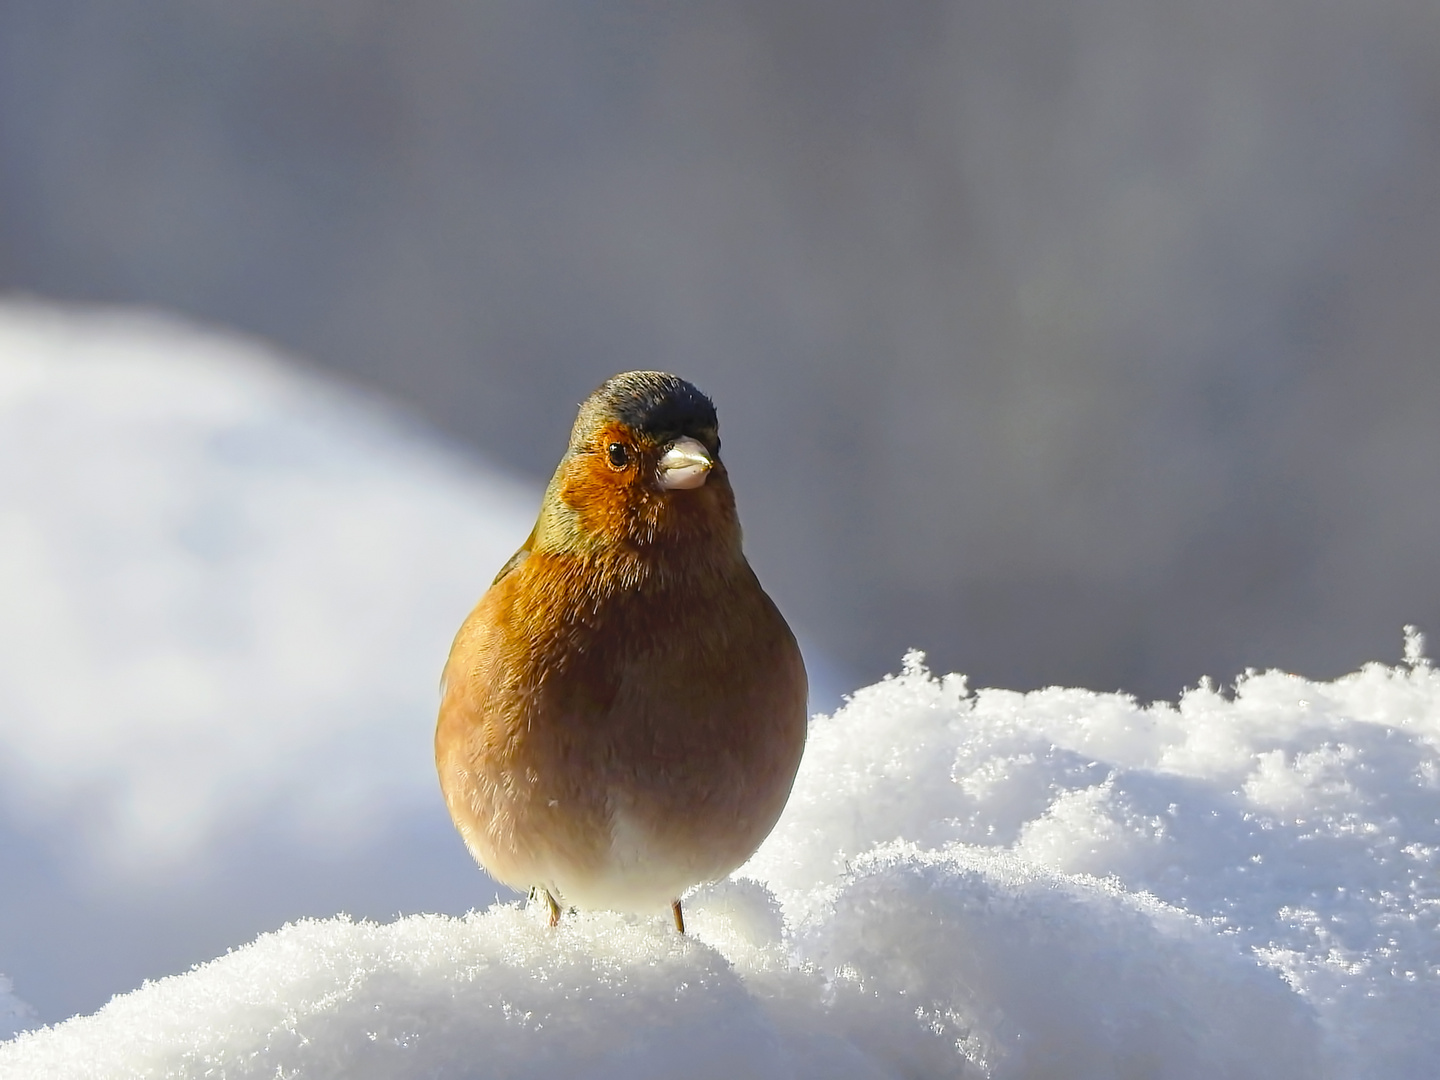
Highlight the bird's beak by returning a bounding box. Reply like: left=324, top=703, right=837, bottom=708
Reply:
left=657, top=437, right=713, bottom=490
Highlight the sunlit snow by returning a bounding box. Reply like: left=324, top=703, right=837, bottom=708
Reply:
left=5, top=646, right=1438, bottom=1078
left=1, top=301, right=1437, bottom=1078
left=0, top=301, right=538, bottom=872
left=0, top=300, right=545, bottom=1019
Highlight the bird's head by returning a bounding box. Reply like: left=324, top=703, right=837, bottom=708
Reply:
left=532, top=372, right=742, bottom=564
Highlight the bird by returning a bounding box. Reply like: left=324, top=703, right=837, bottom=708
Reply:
left=435, top=371, right=808, bottom=933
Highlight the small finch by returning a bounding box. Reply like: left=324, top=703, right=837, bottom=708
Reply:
left=436, top=372, right=807, bottom=932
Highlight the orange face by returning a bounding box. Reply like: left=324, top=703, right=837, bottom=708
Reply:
left=554, top=420, right=737, bottom=556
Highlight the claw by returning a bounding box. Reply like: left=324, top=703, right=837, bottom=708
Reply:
left=671, top=898, right=685, bottom=934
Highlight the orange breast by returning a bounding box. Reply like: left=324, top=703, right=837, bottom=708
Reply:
left=435, top=544, right=807, bottom=910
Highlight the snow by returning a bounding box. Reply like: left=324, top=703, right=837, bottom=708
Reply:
left=0, top=301, right=537, bottom=874
left=5, top=645, right=1437, bottom=1078
left=0, top=300, right=545, bottom=1020
left=2, top=299, right=1437, bottom=1077
left=750, top=646, right=1440, bottom=1077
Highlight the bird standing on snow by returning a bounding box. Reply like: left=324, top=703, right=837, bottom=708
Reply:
left=436, top=371, right=807, bottom=933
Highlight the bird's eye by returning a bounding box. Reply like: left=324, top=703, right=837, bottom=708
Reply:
left=606, top=442, right=631, bottom=470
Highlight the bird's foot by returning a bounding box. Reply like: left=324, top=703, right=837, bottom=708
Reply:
left=671, top=898, right=685, bottom=934
left=528, top=886, right=563, bottom=927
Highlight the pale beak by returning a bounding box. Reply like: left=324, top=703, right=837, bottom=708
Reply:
left=656, top=436, right=713, bottom=490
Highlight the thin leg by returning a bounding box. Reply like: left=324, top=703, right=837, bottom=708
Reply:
left=671, top=898, right=685, bottom=934
left=530, top=886, right=562, bottom=927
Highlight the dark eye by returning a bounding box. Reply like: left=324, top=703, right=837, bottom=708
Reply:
left=606, top=442, right=631, bottom=469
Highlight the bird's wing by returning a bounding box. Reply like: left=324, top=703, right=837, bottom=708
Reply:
left=491, top=525, right=537, bottom=585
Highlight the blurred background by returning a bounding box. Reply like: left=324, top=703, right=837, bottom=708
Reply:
left=2, top=0, right=1440, bottom=1025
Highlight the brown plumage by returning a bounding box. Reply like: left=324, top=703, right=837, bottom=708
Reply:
left=435, top=372, right=807, bottom=930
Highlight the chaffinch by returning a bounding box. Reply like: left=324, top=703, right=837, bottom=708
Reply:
left=436, top=371, right=807, bottom=932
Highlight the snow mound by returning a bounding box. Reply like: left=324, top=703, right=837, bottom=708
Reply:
left=751, top=645, right=1439, bottom=1078
left=0, top=300, right=1433, bottom=1077
left=0, top=879, right=1316, bottom=1080
left=9, top=643, right=1438, bottom=1078
left=0, top=300, right=537, bottom=874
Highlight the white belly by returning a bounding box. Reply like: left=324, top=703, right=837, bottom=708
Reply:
left=544, top=804, right=730, bottom=914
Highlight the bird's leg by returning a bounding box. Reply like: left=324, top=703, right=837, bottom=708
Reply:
left=529, top=886, right=563, bottom=927
left=671, top=898, right=685, bottom=934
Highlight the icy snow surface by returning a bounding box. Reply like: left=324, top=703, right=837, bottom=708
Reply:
left=6, top=645, right=1439, bottom=1078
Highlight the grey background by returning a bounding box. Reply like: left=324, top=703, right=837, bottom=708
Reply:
left=4, top=9, right=1440, bottom=726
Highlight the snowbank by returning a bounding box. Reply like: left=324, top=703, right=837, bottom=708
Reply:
left=6, top=643, right=1437, bottom=1078
left=0, top=301, right=537, bottom=874
left=0, top=301, right=550, bottom=1019
left=751, top=644, right=1440, bottom=1078
left=0, top=299, right=1433, bottom=1076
